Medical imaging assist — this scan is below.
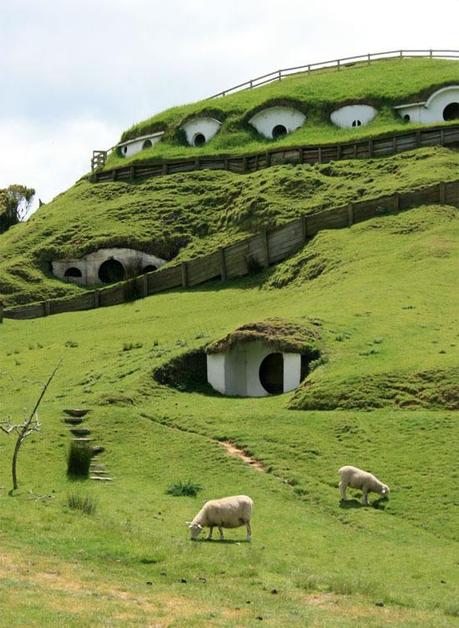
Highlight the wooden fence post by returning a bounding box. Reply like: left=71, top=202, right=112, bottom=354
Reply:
left=317, top=147, right=322, bottom=163
left=130, top=165, right=136, bottom=182
left=302, top=216, right=309, bottom=241
left=219, top=248, right=227, bottom=281
left=93, top=290, right=100, bottom=308
left=181, top=262, right=189, bottom=288
left=368, top=139, right=374, bottom=157
left=439, top=181, right=446, bottom=204
left=262, top=230, right=270, bottom=266
left=142, top=274, right=148, bottom=297
left=0, top=301, right=3, bottom=324
left=347, top=203, right=354, bottom=226
left=394, top=192, right=401, bottom=210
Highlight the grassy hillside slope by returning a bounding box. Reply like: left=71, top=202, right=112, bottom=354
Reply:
left=0, top=203, right=458, bottom=625
left=108, top=58, right=459, bottom=166
left=1, top=146, right=458, bottom=306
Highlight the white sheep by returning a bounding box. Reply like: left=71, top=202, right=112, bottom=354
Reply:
left=339, top=465, right=390, bottom=506
left=187, top=495, right=253, bottom=541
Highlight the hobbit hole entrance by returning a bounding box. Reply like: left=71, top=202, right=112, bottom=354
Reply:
left=142, top=139, right=153, bottom=149
left=98, top=259, right=125, bottom=284
left=352, top=119, right=362, bottom=127
left=259, top=353, right=284, bottom=395
left=193, top=133, right=206, bottom=147
left=403, top=114, right=411, bottom=122
left=64, top=267, right=82, bottom=278
left=272, top=124, right=287, bottom=139
left=443, top=102, right=459, bottom=121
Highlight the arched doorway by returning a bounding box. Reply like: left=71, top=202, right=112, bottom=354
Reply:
left=193, top=133, right=206, bottom=147
left=142, top=264, right=157, bottom=273
left=272, top=124, right=287, bottom=140
left=64, top=267, right=82, bottom=278
left=443, top=102, right=459, bottom=121
left=259, top=353, right=284, bottom=394
left=98, top=259, right=125, bottom=284
left=142, top=139, right=153, bottom=150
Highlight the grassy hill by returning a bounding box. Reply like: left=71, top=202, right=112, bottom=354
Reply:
left=0, top=56, right=458, bottom=626
left=109, top=58, right=459, bottom=166
left=1, top=146, right=458, bottom=306
left=0, top=199, right=458, bottom=625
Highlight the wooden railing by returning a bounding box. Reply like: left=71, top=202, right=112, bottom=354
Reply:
left=208, top=49, right=459, bottom=99
left=4, top=179, right=459, bottom=321
left=91, top=124, right=459, bottom=182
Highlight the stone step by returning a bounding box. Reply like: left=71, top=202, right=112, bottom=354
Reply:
left=63, top=409, right=91, bottom=418
left=90, top=475, right=113, bottom=481
left=70, top=427, right=91, bottom=437
left=72, top=436, right=93, bottom=442
left=63, top=417, right=84, bottom=425
left=91, top=446, right=105, bottom=456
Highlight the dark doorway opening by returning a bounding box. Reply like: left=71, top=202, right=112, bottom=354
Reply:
left=142, top=264, right=158, bottom=273
left=64, top=267, right=82, bottom=278
left=272, top=124, right=287, bottom=139
left=193, top=133, right=206, bottom=147
left=352, top=119, right=362, bottom=127
left=142, top=139, right=153, bottom=150
left=259, top=353, right=284, bottom=395
left=443, top=102, right=459, bottom=121
left=98, top=259, right=125, bottom=284
left=403, top=114, right=411, bottom=122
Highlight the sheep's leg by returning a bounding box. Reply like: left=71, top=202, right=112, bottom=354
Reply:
left=207, top=527, right=213, bottom=540
left=246, top=521, right=252, bottom=542
left=339, top=481, right=347, bottom=500
left=361, top=488, right=369, bottom=506
left=218, top=526, right=224, bottom=540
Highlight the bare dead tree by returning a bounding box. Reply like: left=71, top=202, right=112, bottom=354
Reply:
left=0, top=361, right=61, bottom=491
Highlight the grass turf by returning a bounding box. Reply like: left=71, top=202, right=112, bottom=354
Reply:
left=0, top=201, right=458, bottom=625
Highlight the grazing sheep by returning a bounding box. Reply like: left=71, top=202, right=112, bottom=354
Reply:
left=187, top=495, right=253, bottom=541
left=339, top=465, right=390, bottom=506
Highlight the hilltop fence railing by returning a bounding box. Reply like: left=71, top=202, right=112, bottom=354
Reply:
left=208, top=49, right=459, bottom=99
left=4, top=178, right=459, bottom=321
left=90, top=49, right=459, bottom=173
left=91, top=123, right=459, bottom=180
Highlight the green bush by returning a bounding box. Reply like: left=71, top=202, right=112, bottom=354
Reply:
left=166, top=480, right=202, bottom=497
left=67, top=492, right=97, bottom=515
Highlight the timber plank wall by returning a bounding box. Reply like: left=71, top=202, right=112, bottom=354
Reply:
left=92, top=124, right=459, bottom=183
left=4, top=179, right=459, bottom=321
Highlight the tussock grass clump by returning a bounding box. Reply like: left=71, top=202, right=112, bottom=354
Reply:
left=166, top=480, right=202, bottom=497
left=67, top=442, right=92, bottom=478
left=67, top=492, right=97, bottom=515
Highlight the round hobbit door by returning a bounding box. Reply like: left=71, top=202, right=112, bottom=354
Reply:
left=193, top=133, right=206, bottom=147
left=98, top=259, right=125, bottom=284
left=443, top=102, right=459, bottom=121
left=259, top=353, right=284, bottom=395
left=272, top=124, right=287, bottom=139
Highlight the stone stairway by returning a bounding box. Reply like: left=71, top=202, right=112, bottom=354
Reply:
left=63, top=408, right=112, bottom=481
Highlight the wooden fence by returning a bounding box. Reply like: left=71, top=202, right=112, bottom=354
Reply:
left=91, top=124, right=459, bottom=180
left=4, top=179, right=459, bottom=321
left=209, top=49, right=459, bottom=99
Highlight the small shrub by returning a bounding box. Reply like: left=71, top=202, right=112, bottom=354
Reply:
left=65, top=340, right=79, bottom=348
left=166, top=480, right=202, bottom=497
left=122, top=342, right=143, bottom=352
left=67, top=442, right=92, bottom=478
left=67, top=492, right=97, bottom=515
left=309, top=355, right=329, bottom=371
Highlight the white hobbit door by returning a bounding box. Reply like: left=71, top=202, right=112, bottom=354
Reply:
left=180, top=117, right=222, bottom=146
left=330, top=105, right=377, bottom=128
left=249, top=106, right=306, bottom=139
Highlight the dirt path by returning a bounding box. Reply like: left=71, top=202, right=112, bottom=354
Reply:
left=219, top=440, right=266, bottom=472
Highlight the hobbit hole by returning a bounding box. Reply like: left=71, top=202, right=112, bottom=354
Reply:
left=272, top=124, right=287, bottom=139
left=64, top=267, right=82, bottom=278
left=443, top=102, right=459, bottom=120
left=142, top=139, right=153, bottom=149
left=259, top=353, right=284, bottom=394
left=98, top=259, right=125, bottom=284
left=193, top=132, right=206, bottom=147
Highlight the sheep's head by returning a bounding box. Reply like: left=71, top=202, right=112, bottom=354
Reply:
left=381, top=484, right=390, bottom=497
left=187, top=521, right=203, bottom=540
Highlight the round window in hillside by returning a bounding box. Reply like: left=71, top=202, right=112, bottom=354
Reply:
left=443, top=102, right=459, bottom=121
left=259, top=353, right=284, bottom=395
left=352, top=119, right=362, bottom=127
left=193, top=133, right=206, bottom=147
left=64, top=267, right=82, bottom=278
left=403, top=114, right=411, bottom=122
left=142, top=264, right=158, bottom=273
left=142, top=139, right=153, bottom=150
left=98, top=259, right=125, bottom=284
left=272, top=124, right=287, bottom=139
left=122, top=146, right=128, bottom=155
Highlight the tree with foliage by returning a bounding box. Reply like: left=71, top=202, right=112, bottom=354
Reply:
left=0, top=184, right=35, bottom=233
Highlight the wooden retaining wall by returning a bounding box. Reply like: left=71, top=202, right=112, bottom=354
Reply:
left=92, top=124, right=459, bottom=181
left=4, top=179, right=459, bottom=321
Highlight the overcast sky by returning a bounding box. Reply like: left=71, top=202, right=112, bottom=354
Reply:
left=1, top=0, right=457, bottom=212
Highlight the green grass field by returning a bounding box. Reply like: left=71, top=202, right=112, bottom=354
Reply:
left=108, top=58, right=459, bottom=167
left=1, top=200, right=458, bottom=625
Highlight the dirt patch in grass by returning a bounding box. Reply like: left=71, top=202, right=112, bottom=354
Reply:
left=220, top=440, right=266, bottom=472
